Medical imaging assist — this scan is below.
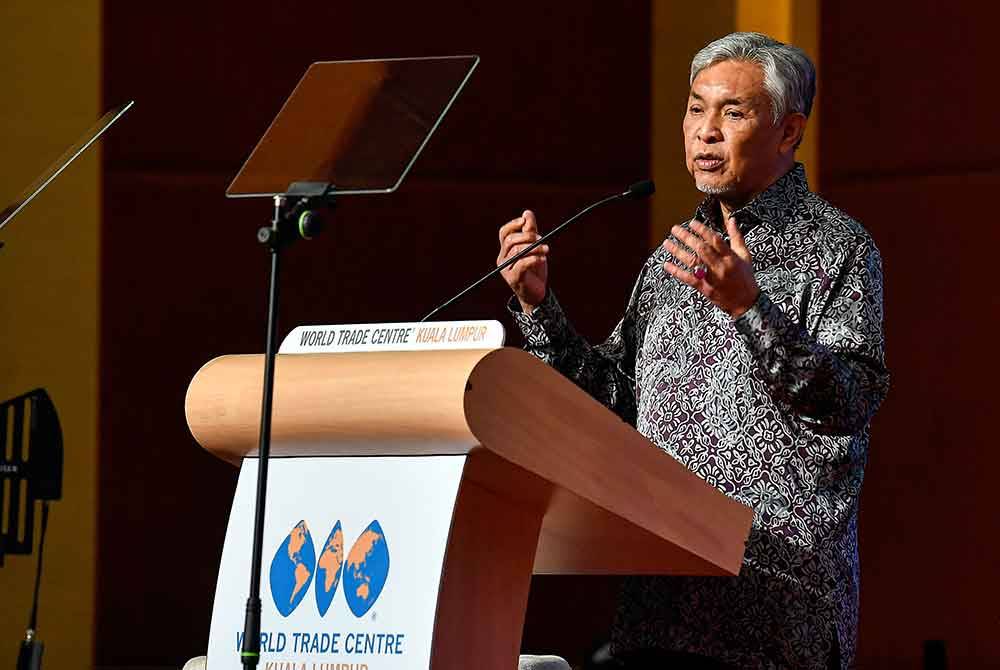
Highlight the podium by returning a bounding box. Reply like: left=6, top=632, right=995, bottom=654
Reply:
left=185, top=346, right=752, bottom=670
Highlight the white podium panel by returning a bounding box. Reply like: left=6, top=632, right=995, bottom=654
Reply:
left=208, top=455, right=466, bottom=669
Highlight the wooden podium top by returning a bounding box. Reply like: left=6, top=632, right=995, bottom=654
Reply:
left=185, top=347, right=752, bottom=576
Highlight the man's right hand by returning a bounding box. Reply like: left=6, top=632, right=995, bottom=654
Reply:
left=498, top=210, right=549, bottom=314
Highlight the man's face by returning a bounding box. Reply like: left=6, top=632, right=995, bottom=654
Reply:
left=683, top=60, right=787, bottom=203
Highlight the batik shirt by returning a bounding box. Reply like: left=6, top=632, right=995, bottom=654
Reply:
left=509, top=164, right=888, bottom=669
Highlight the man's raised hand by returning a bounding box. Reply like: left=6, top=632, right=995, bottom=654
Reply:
left=662, top=216, right=759, bottom=318
left=498, top=210, right=549, bottom=314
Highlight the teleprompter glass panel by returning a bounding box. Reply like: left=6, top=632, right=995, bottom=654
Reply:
left=226, top=55, right=479, bottom=198
left=0, top=101, right=134, bottom=232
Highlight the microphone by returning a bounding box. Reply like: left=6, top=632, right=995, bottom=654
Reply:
left=623, top=179, right=655, bottom=200
left=420, top=179, right=654, bottom=322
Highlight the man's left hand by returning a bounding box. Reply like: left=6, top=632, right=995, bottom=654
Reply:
left=662, top=217, right=760, bottom=318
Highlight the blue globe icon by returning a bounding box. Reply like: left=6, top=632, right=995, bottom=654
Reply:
left=314, top=520, right=344, bottom=616
left=343, top=520, right=390, bottom=617
left=269, top=520, right=316, bottom=617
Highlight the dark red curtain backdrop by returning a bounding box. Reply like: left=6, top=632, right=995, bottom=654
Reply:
left=820, top=2, right=1000, bottom=667
left=99, top=2, right=650, bottom=667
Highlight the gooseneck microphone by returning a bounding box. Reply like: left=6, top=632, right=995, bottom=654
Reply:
left=420, top=179, right=654, bottom=322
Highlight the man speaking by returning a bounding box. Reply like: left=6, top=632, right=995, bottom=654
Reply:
left=497, top=33, right=888, bottom=670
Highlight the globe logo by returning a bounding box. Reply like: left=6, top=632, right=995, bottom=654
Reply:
left=341, top=521, right=390, bottom=617
left=268, top=521, right=316, bottom=617
left=314, top=521, right=344, bottom=617
left=270, top=519, right=390, bottom=618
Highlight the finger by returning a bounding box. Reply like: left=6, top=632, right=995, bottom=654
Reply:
left=513, top=255, right=547, bottom=273
left=501, top=231, right=542, bottom=252
left=521, top=210, right=538, bottom=235
left=662, top=258, right=707, bottom=292
left=725, top=215, right=751, bottom=262
left=501, top=253, right=544, bottom=277
left=502, top=235, right=547, bottom=260
left=662, top=238, right=698, bottom=269
left=672, top=225, right=721, bottom=265
left=689, top=220, right=728, bottom=254
left=503, top=242, right=549, bottom=263
left=499, top=243, right=549, bottom=267
left=502, top=250, right=548, bottom=276
left=499, top=217, right=525, bottom=243
left=509, top=241, right=549, bottom=257
left=507, top=231, right=542, bottom=245
left=499, top=231, right=542, bottom=260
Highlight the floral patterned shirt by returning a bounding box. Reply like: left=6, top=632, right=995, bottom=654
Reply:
left=509, top=164, right=888, bottom=669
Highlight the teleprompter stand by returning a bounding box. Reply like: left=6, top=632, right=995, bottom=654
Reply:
left=238, top=183, right=331, bottom=669
left=224, top=56, right=479, bottom=669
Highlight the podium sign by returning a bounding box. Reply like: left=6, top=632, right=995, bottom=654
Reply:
left=208, top=456, right=465, bottom=669
left=280, top=320, right=504, bottom=354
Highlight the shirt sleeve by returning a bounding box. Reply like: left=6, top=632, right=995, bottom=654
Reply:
left=732, top=237, right=889, bottom=435
left=507, top=266, right=648, bottom=426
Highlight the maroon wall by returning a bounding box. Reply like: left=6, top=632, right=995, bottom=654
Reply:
left=98, top=3, right=651, bottom=667
left=820, top=3, right=1000, bottom=667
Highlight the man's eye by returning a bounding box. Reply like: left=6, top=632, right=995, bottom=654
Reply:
left=689, top=106, right=703, bottom=114
left=725, top=110, right=745, bottom=119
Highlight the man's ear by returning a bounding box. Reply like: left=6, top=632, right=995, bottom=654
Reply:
left=780, top=113, right=808, bottom=153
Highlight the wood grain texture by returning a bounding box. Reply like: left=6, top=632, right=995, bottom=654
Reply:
left=186, top=347, right=752, bottom=576
left=430, top=450, right=548, bottom=670
left=464, top=348, right=751, bottom=576
left=184, top=349, right=490, bottom=463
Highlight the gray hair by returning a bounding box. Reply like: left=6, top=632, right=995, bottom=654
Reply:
left=690, top=32, right=816, bottom=124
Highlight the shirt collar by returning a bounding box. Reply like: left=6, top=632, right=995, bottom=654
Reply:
left=693, top=162, right=810, bottom=235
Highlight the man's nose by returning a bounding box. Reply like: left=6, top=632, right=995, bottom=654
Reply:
left=697, top=116, right=723, bottom=144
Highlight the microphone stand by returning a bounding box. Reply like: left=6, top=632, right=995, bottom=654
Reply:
left=421, top=180, right=653, bottom=322
left=240, top=187, right=329, bottom=669
left=16, top=502, right=49, bottom=670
